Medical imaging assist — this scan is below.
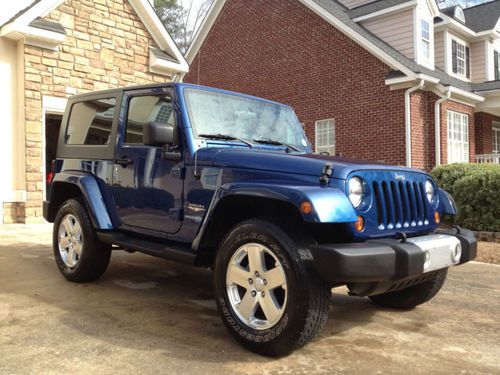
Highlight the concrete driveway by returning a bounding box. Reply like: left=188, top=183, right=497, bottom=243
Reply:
left=1, top=225, right=499, bottom=374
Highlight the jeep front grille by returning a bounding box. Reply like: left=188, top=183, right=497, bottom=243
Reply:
left=372, top=180, right=429, bottom=230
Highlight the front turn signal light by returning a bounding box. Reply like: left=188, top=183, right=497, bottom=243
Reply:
left=434, top=211, right=440, bottom=224
left=354, top=215, right=365, bottom=232
left=300, top=201, right=313, bottom=214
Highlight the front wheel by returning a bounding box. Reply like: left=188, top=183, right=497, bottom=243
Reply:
left=214, top=219, right=330, bottom=357
left=369, top=269, right=448, bottom=309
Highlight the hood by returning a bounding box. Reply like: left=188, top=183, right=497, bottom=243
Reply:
left=202, top=147, right=426, bottom=180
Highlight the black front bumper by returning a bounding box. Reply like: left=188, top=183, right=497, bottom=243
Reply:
left=309, top=228, right=477, bottom=284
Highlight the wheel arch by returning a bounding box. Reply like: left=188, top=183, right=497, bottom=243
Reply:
left=45, top=171, right=115, bottom=230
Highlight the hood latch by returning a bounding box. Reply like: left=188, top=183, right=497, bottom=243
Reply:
left=319, top=163, right=333, bottom=185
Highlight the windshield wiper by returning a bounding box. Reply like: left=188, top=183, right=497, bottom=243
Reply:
left=253, top=138, right=300, bottom=152
left=198, top=133, right=253, bottom=148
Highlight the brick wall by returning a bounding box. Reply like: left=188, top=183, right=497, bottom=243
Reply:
left=475, top=112, right=499, bottom=155
left=185, top=0, right=408, bottom=166
left=16, top=0, right=170, bottom=223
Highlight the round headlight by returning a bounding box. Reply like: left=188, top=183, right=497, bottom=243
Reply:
left=425, top=180, right=434, bottom=202
left=348, top=177, right=364, bottom=208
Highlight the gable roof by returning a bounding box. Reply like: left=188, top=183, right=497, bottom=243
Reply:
left=462, top=0, right=500, bottom=32
left=347, top=0, right=412, bottom=19
left=0, top=0, right=189, bottom=73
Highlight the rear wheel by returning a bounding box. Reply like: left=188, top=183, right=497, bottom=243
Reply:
left=53, top=199, right=112, bottom=282
left=214, top=219, right=330, bottom=357
left=369, top=269, right=448, bottom=309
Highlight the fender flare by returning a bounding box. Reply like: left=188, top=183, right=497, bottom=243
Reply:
left=192, top=182, right=357, bottom=250
left=48, top=171, right=115, bottom=230
left=438, top=188, right=457, bottom=216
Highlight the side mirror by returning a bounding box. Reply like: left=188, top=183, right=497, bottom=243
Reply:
left=143, top=121, right=174, bottom=146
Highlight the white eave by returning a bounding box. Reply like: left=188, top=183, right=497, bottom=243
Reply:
left=1, top=22, right=65, bottom=50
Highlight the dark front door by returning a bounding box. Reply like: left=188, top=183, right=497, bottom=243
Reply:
left=111, top=89, right=184, bottom=235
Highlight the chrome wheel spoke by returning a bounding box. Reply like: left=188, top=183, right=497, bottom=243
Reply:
left=260, top=293, right=281, bottom=324
left=72, top=221, right=82, bottom=237
left=247, top=245, right=265, bottom=274
left=67, top=247, right=76, bottom=266
left=237, top=290, right=258, bottom=319
left=263, top=266, right=286, bottom=290
left=227, top=264, right=251, bottom=287
left=74, top=242, right=83, bottom=257
left=61, top=217, right=72, bottom=235
left=59, top=236, right=71, bottom=249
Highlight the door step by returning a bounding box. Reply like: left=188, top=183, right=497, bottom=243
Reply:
left=97, top=232, right=196, bottom=265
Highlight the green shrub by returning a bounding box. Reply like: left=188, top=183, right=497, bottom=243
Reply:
left=431, top=163, right=500, bottom=232
left=453, top=168, right=500, bottom=232
left=431, top=163, right=498, bottom=196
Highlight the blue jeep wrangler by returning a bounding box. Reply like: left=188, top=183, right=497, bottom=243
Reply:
left=44, top=83, right=476, bottom=356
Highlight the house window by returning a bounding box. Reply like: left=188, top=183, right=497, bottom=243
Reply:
left=447, top=111, right=469, bottom=163
left=315, top=119, right=335, bottom=155
left=452, top=39, right=470, bottom=78
left=420, top=19, right=430, bottom=60
left=493, top=124, right=500, bottom=153
left=494, top=51, right=500, bottom=81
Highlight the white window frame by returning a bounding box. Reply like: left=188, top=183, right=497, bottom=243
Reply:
left=447, top=110, right=469, bottom=163
left=314, top=118, right=335, bottom=155
left=493, top=122, right=500, bottom=154
left=455, top=41, right=466, bottom=76
left=447, top=34, right=470, bottom=80
left=420, top=19, right=431, bottom=60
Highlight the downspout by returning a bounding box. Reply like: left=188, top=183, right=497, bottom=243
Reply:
left=434, top=89, right=451, bottom=166
left=405, top=79, right=424, bottom=167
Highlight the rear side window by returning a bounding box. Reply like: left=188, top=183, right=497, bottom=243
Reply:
left=125, top=95, right=174, bottom=144
left=65, top=98, right=116, bottom=145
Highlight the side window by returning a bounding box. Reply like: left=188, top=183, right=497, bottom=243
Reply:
left=65, top=98, right=116, bottom=145
left=125, top=95, right=175, bottom=144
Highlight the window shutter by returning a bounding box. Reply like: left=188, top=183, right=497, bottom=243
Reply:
left=452, top=40, right=458, bottom=74
left=495, top=51, right=499, bottom=80
left=465, top=46, right=470, bottom=78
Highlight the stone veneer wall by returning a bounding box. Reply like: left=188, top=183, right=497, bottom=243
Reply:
left=14, top=0, right=170, bottom=223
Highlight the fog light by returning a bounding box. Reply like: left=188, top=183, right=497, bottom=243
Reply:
left=452, top=242, right=462, bottom=263
left=354, top=215, right=365, bottom=232
left=434, top=211, right=440, bottom=224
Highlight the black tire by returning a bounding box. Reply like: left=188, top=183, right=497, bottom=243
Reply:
left=53, top=199, right=112, bottom=282
left=369, top=269, right=448, bottom=309
left=214, top=218, right=330, bottom=357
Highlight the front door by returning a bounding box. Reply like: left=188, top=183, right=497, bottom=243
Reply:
left=111, top=89, right=184, bottom=235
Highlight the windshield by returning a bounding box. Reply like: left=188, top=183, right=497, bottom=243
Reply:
left=183, top=88, right=309, bottom=151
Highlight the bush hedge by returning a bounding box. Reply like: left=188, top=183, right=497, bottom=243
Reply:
left=431, top=163, right=500, bottom=232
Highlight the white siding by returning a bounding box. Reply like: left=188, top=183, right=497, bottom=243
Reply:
left=338, top=0, right=375, bottom=9
left=487, top=39, right=500, bottom=81
left=434, top=31, right=445, bottom=70
left=362, top=9, right=415, bottom=60
left=470, top=40, right=487, bottom=83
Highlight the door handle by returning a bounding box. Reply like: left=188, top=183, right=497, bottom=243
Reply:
left=114, top=157, right=134, bottom=166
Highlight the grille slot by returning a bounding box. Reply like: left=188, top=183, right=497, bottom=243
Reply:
left=372, top=177, right=430, bottom=230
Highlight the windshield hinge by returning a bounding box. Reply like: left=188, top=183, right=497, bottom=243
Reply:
left=319, top=163, right=333, bottom=185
